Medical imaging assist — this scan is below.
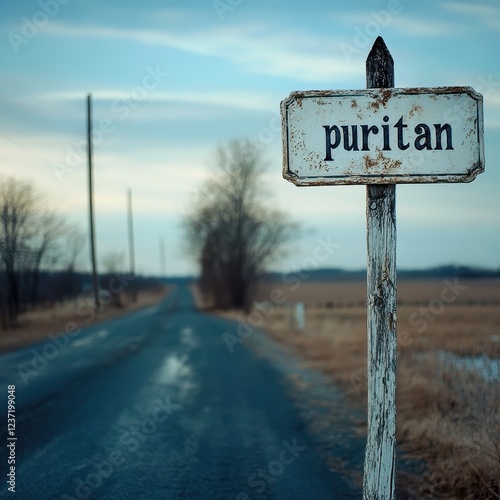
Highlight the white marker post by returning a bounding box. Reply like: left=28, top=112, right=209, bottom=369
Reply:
left=280, top=37, right=484, bottom=500
left=295, top=302, right=305, bottom=332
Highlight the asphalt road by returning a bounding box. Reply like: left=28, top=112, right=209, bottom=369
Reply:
left=0, top=285, right=358, bottom=499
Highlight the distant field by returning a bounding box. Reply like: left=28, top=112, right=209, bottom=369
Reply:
left=252, top=278, right=500, bottom=498
left=255, top=277, right=500, bottom=307
left=255, top=277, right=500, bottom=355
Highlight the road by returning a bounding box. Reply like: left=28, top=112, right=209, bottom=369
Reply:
left=0, top=285, right=358, bottom=499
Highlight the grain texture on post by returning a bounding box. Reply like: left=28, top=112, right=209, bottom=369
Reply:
left=363, top=36, right=397, bottom=500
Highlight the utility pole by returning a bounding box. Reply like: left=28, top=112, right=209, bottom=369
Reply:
left=160, top=237, right=166, bottom=278
left=127, top=188, right=137, bottom=301
left=87, top=93, right=99, bottom=309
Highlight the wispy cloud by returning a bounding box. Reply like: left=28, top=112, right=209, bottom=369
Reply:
left=36, top=89, right=279, bottom=113
left=0, top=128, right=210, bottom=213
left=389, top=15, right=464, bottom=36
left=44, top=22, right=360, bottom=83
left=442, top=2, right=500, bottom=30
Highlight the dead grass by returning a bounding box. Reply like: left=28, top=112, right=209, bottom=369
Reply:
left=398, top=354, right=500, bottom=499
left=255, top=278, right=500, bottom=308
left=0, top=286, right=171, bottom=353
left=250, top=278, right=500, bottom=498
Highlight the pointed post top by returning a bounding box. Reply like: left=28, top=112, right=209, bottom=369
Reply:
left=366, top=36, right=394, bottom=89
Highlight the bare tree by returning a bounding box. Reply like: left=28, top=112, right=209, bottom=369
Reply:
left=0, top=177, right=73, bottom=323
left=0, top=177, right=39, bottom=322
left=50, top=225, right=86, bottom=303
left=29, top=211, right=67, bottom=307
left=184, top=140, right=296, bottom=309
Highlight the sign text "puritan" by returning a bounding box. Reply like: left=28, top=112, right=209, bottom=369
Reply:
left=323, top=115, right=453, bottom=161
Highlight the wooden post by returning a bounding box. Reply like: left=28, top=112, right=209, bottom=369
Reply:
left=87, top=94, right=100, bottom=309
left=127, top=188, right=137, bottom=301
left=127, top=189, right=135, bottom=278
left=160, top=237, right=166, bottom=277
left=363, top=37, right=397, bottom=500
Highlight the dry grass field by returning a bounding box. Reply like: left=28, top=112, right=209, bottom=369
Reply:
left=0, top=286, right=170, bottom=353
left=252, top=278, right=500, bottom=499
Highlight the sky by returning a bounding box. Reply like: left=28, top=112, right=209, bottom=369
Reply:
left=0, top=0, right=499, bottom=276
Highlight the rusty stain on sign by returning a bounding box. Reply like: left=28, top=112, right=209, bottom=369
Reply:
left=364, top=149, right=403, bottom=172
left=281, top=87, right=484, bottom=186
left=370, top=88, right=392, bottom=111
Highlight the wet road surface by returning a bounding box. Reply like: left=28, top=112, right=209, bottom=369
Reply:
left=0, top=286, right=359, bottom=499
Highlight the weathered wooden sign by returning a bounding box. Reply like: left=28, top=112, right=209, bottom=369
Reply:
left=282, top=87, right=484, bottom=185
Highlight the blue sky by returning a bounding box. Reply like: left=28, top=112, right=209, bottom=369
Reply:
left=1, top=0, right=499, bottom=276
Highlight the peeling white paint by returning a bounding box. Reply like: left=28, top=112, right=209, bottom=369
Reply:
left=363, top=184, right=397, bottom=500
left=281, top=87, right=484, bottom=186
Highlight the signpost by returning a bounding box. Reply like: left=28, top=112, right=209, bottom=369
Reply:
left=280, top=37, right=484, bottom=500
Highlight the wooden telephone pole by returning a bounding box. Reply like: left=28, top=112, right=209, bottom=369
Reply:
left=127, top=189, right=137, bottom=301
left=160, top=237, right=166, bottom=278
left=87, top=94, right=100, bottom=309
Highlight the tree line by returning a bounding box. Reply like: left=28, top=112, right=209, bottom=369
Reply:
left=0, top=176, right=88, bottom=327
